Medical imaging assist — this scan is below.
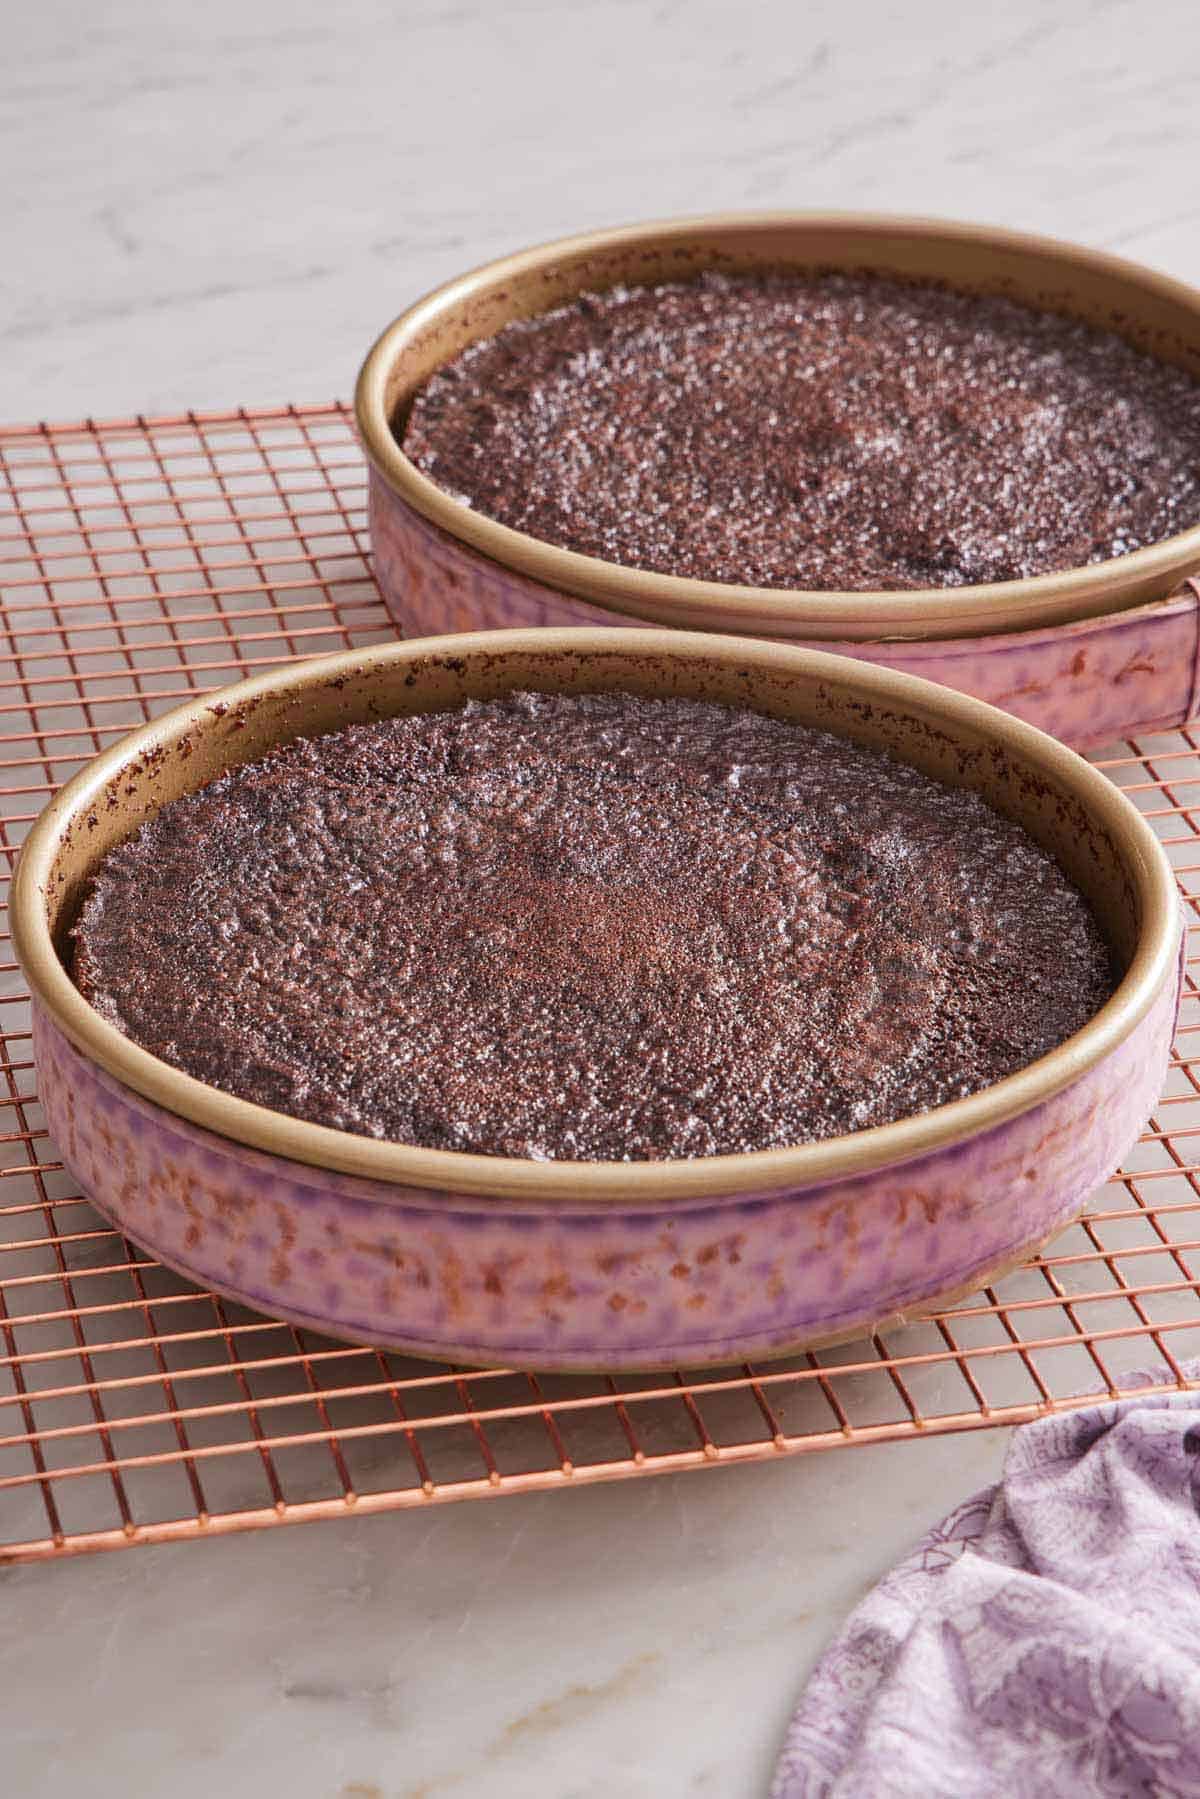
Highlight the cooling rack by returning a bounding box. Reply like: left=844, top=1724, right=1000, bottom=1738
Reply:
left=3, top=402, right=1200, bottom=1566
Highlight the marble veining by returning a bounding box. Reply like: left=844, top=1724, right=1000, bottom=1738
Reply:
left=6, top=1, right=1200, bottom=424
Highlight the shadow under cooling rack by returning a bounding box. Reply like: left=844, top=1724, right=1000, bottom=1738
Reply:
left=3, top=403, right=1200, bottom=1564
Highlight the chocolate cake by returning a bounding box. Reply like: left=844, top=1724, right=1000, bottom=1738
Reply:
left=72, top=692, right=1116, bottom=1162
left=402, top=271, right=1200, bottom=591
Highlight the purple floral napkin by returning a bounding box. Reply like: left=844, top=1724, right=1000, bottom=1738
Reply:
left=773, top=1371, right=1200, bottom=1797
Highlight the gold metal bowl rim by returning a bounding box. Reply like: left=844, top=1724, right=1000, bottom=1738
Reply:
left=354, top=209, right=1200, bottom=638
left=11, top=627, right=1181, bottom=1203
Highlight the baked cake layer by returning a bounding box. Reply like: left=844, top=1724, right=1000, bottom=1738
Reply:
left=73, top=692, right=1116, bottom=1161
left=404, top=272, right=1200, bottom=591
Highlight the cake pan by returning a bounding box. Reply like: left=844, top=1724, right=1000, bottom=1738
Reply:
left=11, top=628, right=1183, bottom=1371
left=356, top=213, right=1200, bottom=746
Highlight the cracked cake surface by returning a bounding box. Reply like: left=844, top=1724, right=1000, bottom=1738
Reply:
left=403, top=271, right=1200, bottom=591
left=72, top=691, right=1117, bottom=1162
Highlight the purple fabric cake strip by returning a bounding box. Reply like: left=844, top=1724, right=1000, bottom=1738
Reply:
left=773, top=1368, right=1200, bottom=1798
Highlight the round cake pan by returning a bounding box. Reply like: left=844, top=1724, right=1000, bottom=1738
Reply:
left=356, top=213, right=1200, bottom=746
left=11, top=628, right=1184, bottom=1371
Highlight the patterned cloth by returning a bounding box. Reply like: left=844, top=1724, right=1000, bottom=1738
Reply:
left=773, top=1375, right=1200, bottom=1797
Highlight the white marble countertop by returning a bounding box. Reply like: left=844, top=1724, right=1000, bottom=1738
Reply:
left=3, top=1, right=1200, bottom=1792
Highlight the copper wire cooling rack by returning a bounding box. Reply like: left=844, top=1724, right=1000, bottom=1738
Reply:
left=4, top=404, right=1200, bottom=1567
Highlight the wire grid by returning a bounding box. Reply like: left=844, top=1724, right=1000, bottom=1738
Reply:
left=2, top=404, right=1200, bottom=1567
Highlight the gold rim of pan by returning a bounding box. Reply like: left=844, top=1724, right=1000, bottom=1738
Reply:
left=355, top=212, right=1200, bottom=642
left=11, top=628, right=1182, bottom=1203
